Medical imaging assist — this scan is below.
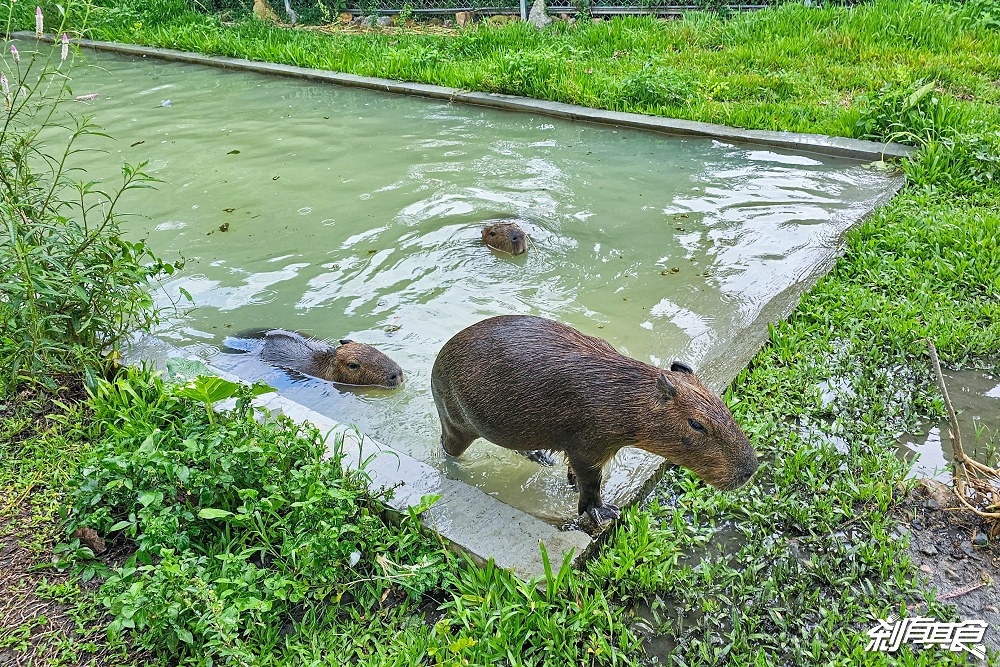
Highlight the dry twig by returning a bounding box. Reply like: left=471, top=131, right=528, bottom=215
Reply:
left=925, top=339, right=1000, bottom=520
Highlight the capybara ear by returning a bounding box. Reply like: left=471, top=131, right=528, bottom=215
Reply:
left=670, top=361, right=694, bottom=374
left=656, top=374, right=677, bottom=402
left=339, top=339, right=353, bottom=346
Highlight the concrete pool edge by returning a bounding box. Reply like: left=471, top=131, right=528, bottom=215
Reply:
left=18, top=32, right=913, bottom=163
left=121, top=333, right=594, bottom=582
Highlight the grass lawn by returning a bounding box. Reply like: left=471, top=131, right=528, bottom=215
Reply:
left=3, top=0, right=1000, bottom=664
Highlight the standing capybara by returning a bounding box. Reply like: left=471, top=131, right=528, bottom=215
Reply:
left=482, top=221, right=528, bottom=256
left=248, top=329, right=403, bottom=388
left=431, top=316, right=758, bottom=525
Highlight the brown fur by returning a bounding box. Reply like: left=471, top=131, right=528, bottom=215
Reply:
left=430, top=316, right=758, bottom=525
left=481, top=221, right=528, bottom=256
left=257, top=329, right=403, bottom=388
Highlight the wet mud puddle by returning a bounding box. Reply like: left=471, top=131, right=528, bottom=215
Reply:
left=897, top=369, right=1000, bottom=481
left=50, top=43, right=901, bottom=525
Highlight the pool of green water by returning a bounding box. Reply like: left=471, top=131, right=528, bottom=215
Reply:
left=59, top=45, right=899, bottom=524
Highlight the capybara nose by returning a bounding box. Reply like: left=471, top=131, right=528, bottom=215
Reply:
left=733, top=460, right=758, bottom=488
left=387, top=373, right=401, bottom=387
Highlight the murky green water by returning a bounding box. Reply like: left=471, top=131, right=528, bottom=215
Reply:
left=57, top=46, right=899, bottom=524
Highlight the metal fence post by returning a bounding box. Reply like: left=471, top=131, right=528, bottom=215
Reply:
left=520, top=0, right=528, bottom=20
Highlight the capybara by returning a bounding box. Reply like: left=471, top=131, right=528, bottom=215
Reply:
left=482, top=221, right=528, bottom=256
left=250, top=329, right=403, bottom=388
left=431, top=316, right=758, bottom=525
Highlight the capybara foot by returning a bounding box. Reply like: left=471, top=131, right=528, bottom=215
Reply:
left=519, top=449, right=555, bottom=466
left=586, top=503, right=621, bottom=526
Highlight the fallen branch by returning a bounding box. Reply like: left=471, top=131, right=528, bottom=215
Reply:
left=925, top=339, right=1000, bottom=520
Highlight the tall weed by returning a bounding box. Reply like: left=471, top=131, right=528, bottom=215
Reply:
left=0, top=3, right=176, bottom=391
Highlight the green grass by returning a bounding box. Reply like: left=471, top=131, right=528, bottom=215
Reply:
left=26, top=0, right=1000, bottom=136
left=3, top=0, right=1000, bottom=664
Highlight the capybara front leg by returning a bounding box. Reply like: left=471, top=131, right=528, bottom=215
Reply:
left=572, top=462, right=620, bottom=526
left=440, top=427, right=474, bottom=458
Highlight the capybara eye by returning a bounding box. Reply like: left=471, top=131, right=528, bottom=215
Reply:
left=688, top=419, right=705, bottom=432
left=348, top=362, right=361, bottom=371
left=490, top=231, right=496, bottom=236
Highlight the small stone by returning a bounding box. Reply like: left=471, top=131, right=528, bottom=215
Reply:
left=443, top=19, right=453, bottom=27
left=71, top=527, right=107, bottom=555
left=428, top=17, right=443, bottom=26
left=923, top=498, right=940, bottom=510
left=894, top=525, right=908, bottom=537
left=339, top=12, right=353, bottom=23
left=592, top=16, right=603, bottom=22
left=920, top=544, right=938, bottom=556
left=527, top=0, right=552, bottom=29
left=455, top=11, right=472, bottom=27
left=252, top=0, right=279, bottom=22
left=918, top=478, right=956, bottom=508
left=973, top=533, right=988, bottom=547
left=559, top=12, right=571, bottom=19
left=961, top=541, right=975, bottom=557
left=376, top=15, right=391, bottom=26
left=360, top=15, right=375, bottom=27
left=944, top=568, right=960, bottom=581
left=919, top=564, right=933, bottom=574
left=911, top=518, right=925, bottom=530
left=984, top=605, right=999, bottom=614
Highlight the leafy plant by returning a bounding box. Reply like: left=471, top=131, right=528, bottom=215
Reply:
left=0, top=3, right=179, bottom=392
left=850, top=80, right=970, bottom=145
left=61, top=367, right=448, bottom=663
left=618, top=63, right=694, bottom=109
left=173, top=373, right=272, bottom=424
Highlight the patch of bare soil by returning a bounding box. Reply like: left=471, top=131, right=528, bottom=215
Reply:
left=896, top=481, right=1000, bottom=661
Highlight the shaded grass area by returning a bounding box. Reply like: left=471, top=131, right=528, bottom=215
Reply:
left=3, top=0, right=1000, bottom=664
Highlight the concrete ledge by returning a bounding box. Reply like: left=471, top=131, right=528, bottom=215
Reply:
left=122, top=334, right=592, bottom=582
left=17, top=32, right=913, bottom=162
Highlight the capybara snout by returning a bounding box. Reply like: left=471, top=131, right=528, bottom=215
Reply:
left=256, top=329, right=403, bottom=388
left=482, top=221, right=528, bottom=256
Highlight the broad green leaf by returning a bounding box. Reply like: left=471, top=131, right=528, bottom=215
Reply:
left=198, top=508, right=234, bottom=519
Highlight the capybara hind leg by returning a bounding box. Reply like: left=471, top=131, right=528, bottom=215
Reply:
left=518, top=450, right=556, bottom=466
left=567, top=464, right=578, bottom=490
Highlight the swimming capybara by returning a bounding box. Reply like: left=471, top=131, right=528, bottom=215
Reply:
left=431, top=316, right=758, bottom=525
left=482, top=221, right=528, bottom=256
left=253, top=329, right=403, bottom=388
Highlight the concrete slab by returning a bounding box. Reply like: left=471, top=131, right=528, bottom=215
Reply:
left=18, top=33, right=912, bottom=162
left=121, top=334, right=592, bottom=581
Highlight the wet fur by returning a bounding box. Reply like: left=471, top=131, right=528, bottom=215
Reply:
left=252, top=329, right=403, bottom=388
left=431, top=315, right=758, bottom=524
left=482, top=221, right=528, bottom=256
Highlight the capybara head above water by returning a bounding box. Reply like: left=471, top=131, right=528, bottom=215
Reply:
left=482, top=221, right=528, bottom=256
left=258, top=329, right=404, bottom=388
left=430, top=315, right=758, bottom=526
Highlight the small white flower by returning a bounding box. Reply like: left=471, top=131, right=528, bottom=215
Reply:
left=10, top=45, right=19, bottom=63
left=35, top=6, right=43, bottom=38
left=348, top=550, right=361, bottom=567
left=61, top=33, right=68, bottom=61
